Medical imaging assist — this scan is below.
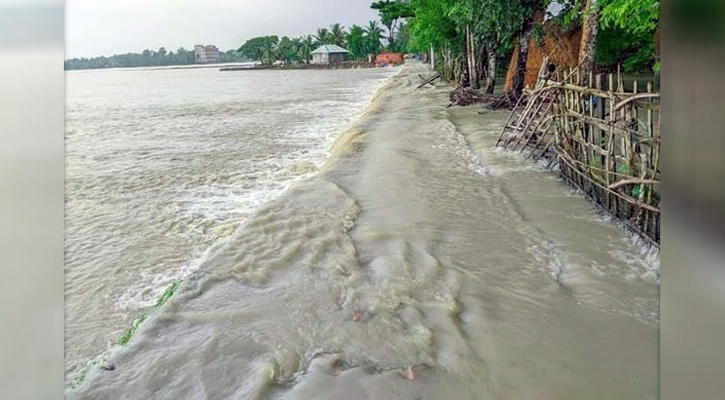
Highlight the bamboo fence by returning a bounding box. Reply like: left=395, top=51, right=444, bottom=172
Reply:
left=497, top=59, right=660, bottom=245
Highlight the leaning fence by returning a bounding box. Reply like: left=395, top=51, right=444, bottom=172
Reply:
left=497, top=58, right=660, bottom=245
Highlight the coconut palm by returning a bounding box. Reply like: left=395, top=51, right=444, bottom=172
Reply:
left=315, top=28, right=331, bottom=46
left=329, top=23, right=348, bottom=47
left=297, top=35, right=315, bottom=63
left=277, top=36, right=298, bottom=64
left=365, top=20, right=384, bottom=55
left=346, top=25, right=367, bottom=59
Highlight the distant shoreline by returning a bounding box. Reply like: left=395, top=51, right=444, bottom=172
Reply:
left=220, top=61, right=388, bottom=72
left=64, top=62, right=257, bottom=72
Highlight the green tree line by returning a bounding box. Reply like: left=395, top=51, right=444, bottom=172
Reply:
left=64, top=47, right=251, bottom=70
left=384, top=0, right=658, bottom=94
left=236, top=21, right=394, bottom=65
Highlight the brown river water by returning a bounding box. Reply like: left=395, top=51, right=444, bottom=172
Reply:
left=67, top=61, right=659, bottom=399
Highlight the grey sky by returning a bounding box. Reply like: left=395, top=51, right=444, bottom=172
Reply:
left=66, top=0, right=381, bottom=58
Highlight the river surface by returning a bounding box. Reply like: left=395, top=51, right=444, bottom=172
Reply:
left=67, top=61, right=659, bottom=399
left=64, top=64, right=398, bottom=385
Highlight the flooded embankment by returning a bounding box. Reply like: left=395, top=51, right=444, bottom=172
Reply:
left=64, top=65, right=396, bottom=385
left=71, top=61, right=659, bottom=400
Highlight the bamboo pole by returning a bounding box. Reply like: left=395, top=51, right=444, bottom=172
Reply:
left=586, top=71, right=595, bottom=175
left=558, top=110, right=660, bottom=142
left=594, top=74, right=605, bottom=176
left=503, top=59, right=551, bottom=149
left=527, top=83, right=629, bottom=100
left=608, top=178, right=660, bottom=190
left=575, top=69, right=589, bottom=170
left=554, top=146, right=660, bottom=214
left=647, top=82, right=655, bottom=176
left=529, top=117, right=555, bottom=159
left=611, top=93, right=660, bottom=111
left=511, top=95, right=548, bottom=150
left=606, top=73, right=616, bottom=212
left=518, top=100, right=553, bottom=153
left=495, top=95, right=526, bottom=147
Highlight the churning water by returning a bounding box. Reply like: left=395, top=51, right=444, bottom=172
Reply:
left=66, top=61, right=659, bottom=399
left=65, top=65, right=398, bottom=385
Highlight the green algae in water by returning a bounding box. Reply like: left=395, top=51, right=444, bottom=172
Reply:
left=70, top=281, right=181, bottom=389
left=154, top=281, right=179, bottom=309
left=116, top=281, right=179, bottom=345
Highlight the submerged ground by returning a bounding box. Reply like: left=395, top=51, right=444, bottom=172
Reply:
left=71, top=61, right=659, bottom=400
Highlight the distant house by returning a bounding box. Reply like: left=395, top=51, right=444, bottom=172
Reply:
left=310, top=44, right=349, bottom=65
left=194, top=45, right=221, bottom=64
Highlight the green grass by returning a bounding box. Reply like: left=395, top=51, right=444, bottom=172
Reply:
left=69, top=281, right=181, bottom=390
left=116, top=315, right=148, bottom=346
left=115, top=281, right=180, bottom=346
left=154, top=281, right=179, bottom=309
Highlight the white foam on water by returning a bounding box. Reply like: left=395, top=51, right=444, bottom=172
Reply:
left=65, top=66, right=398, bottom=386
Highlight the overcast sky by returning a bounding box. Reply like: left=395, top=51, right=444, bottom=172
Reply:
left=66, top=0, right=381, bottom=58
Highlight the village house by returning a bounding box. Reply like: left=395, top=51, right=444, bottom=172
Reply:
left=194, top=45, right=221, bottom=64
left=310, top=44, right=349, bottom=65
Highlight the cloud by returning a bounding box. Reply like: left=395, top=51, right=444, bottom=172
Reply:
left=65, top=0, right=381, bottom=58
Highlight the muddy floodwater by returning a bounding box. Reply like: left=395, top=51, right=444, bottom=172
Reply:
left=67, top=61, right=659, bottom=399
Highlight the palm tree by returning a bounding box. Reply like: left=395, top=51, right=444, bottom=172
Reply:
left=297, top=35, right=315, bottom=63
left=364, top=20, right=384, bottom=56
left=347, top=25, right=366, bottom=59
left=329, top=23, right=347, bottom=47
left=260, top=38, right=278, bottom=65
left=315, top=28, right=330, bottom=46
left=290, top=37, right=303, bottom=64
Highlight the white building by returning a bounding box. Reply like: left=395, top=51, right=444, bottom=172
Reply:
left=194, top=45, right=221, bottom=64
left=310, top=44, right=349, bottom=65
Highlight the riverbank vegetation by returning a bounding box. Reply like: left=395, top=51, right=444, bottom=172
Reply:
left=391, top=0, right=659, bottom=97
left=236, top=21, right=387, bottom=65
left=68, top=281, right=181, bottom=389
left=66, top=0, right=659, bottom=89
left=64, top=47, right=250, bottom=70
left=234, top=2, right=425, bottom=66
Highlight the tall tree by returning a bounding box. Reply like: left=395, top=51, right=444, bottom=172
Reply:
left=329, top=23, right=348, bottom=47
left=365, top=20, right=384, bottom=55
left=600, top=0, right=659, bottom=75
left=297, top=35, right=315, bottom=63
left=347, top=25, right=368, bottom=59
left=558, top=0, right=658, bottom=75
left=238, top=35, right=280, bottom=65
left=407, top=0, right=460, bottom=80
left=371, top=0, right=415, bottom=50
left=578, top=0, right=601, bottom=80
left=394, top=21, right=412, bottom=53
left=470, top=0, right=526, bottom=93
left=404, top=0, right=548, bottom=91
left=315, top=28, right=331, bottom=46
left=600, top=0, right=658, bottom=34
left=509, top=0, right=550, bottom=96
left=277, top=36, right=298, bottom=64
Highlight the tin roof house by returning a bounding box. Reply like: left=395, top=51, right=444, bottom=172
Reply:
left=310, top=44, right=349, bottom=65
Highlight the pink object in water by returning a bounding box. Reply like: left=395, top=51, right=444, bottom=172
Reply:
left=406, top=366, right=415, bottom=380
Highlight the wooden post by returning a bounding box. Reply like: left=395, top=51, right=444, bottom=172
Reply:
left=645, top=82, right=656, bottom=234
left=586, top=71, right=595, bottom=178
left=647, top=82, right=654, bottom=176
left=431, top=45, right=436, bottom=70
left=467, top=25, right=479, bottom=89
left=606, top=73, right=616, bottom=213
left=595, top=74, right=604, bottom=171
